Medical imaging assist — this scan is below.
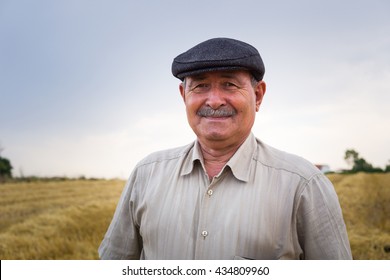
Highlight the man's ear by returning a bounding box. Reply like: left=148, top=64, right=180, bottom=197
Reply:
left=179, top=82, right=186, bottom=103
left=255, top=81, right=266, bottom=112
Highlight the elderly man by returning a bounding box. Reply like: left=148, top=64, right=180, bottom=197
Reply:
left=99, top=38, right=352, bottom=260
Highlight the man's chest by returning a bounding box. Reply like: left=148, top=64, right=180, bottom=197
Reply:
left=133, top=170, right=302, bottom=259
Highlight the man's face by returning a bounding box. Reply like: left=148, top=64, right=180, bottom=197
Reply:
left=180, top=70, right=266, bottom=148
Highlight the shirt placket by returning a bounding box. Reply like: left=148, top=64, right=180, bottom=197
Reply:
left=194, top=173, right=223, bottom=259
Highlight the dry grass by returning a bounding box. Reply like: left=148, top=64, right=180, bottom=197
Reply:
left=0, top=180, right=124, bottom=259
left=0, top=173, right=389, bottom=259
left=327, top=173, right=390, bottom=259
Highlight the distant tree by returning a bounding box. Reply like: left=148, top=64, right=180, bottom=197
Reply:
left=385, top=160, right=390, bottom=173
left=344, top=149, right=359, bottom=168
left=0, top=143, right=13, bottom=181
left=353, top=157, right=374, bottom=172
left=0, top=156, right=13, bottom=180
left=344, top=149, right=382, bottom=173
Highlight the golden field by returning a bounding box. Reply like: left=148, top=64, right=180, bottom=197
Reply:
left=0, top=179, right=124, bottom=260
left=327, top=173, right=390, bottom=259
left=0, top=173, right=389, bottom=260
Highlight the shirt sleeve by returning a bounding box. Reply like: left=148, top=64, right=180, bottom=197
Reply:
left=296, top=174, right=352, bottom=259
left=98, top=169, right=142, bottom=259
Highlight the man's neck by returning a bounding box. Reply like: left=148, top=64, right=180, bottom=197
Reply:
left=198, top=136, right=248, bottom=180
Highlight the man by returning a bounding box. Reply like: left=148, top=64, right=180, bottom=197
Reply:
left=99, top=38, right=352, bottom=260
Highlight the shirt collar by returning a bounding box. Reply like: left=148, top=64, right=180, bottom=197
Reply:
left=180, top=133, right=256, bottom=182
left=180, top=140, right=204, bottom=176
left=224, top=133, right=256, bottom=182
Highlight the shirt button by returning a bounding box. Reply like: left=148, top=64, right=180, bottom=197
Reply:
left=207, top=189, right=213, bottom=196
left=201, top=230, right=208, bottom=238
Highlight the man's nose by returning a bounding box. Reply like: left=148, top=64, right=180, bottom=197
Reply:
left=205, top=86, right=226, bottom=109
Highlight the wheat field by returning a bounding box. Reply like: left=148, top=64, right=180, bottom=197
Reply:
left=0, top=173, right=389, bottom=260
left=0, top=179, right=124, bottom=259
left=327, top=173, right=390, bottom=259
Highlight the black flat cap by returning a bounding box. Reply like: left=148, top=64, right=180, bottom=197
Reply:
left=172, top=38, right=265, bottom=81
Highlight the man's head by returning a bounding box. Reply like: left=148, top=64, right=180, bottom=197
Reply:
left=172, top=38, right=266, bottom=149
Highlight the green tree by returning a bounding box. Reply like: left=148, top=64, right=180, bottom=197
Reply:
left=344, top=149, right=382, bottom=173
left=385, top=160, right=390, bottom=173
left=344, top=149, right=359, bottom=168
left=0, top=156, right=13, bottom=180
left=353, top=157, right=373, bottom=172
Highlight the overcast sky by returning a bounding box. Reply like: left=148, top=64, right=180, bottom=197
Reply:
left=1, top=0, right=389, bottom=178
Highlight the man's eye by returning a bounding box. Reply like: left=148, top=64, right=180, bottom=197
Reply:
left=192, top=84, right=209, bottom=91
left=224, top=82, right=238, bottom=88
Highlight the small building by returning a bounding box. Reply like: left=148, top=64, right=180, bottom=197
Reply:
left=314, top=164, right=331, bottom=173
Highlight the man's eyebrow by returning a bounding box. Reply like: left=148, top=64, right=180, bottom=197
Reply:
left=218, top=73, right=245, bottom=84
left=185, top=75, right=208, bottom=89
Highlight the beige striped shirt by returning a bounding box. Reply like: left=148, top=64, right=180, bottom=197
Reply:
left=99, top=133, right=352, bottom=259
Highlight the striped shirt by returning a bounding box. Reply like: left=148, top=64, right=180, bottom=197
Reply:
left=99, top=133, right=352, bottom=259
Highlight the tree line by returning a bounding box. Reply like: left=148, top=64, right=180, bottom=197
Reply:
left=344, top=149, right=390, bottom=173
left=1, top=148, right=389, bottom=182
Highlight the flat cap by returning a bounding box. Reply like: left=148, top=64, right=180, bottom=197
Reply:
left=172, top=38, right=265, bottom=81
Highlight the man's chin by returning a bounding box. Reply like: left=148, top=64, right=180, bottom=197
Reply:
left=202, top=132, right=232, bottom=142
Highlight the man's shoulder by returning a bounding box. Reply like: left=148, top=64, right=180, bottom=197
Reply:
left=254, top=137, right=321, bottom=180
left=135, top=142, right=195, bottom=168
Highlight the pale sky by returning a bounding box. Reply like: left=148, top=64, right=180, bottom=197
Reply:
left=1, top=0, right=389, bottom=178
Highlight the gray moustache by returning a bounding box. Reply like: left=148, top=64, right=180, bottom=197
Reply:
left=197, top=107, right=237, bottom=117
